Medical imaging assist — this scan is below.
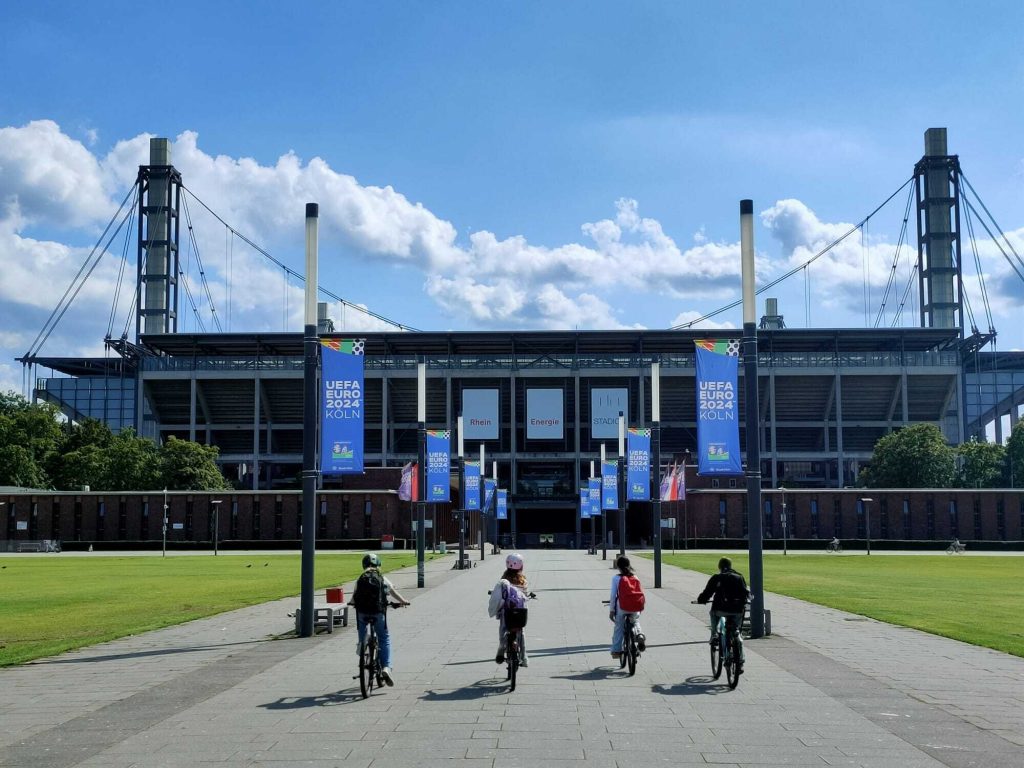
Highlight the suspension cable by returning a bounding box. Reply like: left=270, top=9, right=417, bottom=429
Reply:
left=872, top=182, right=915, bottom=328
left=179, top=194, right=223, bottom=332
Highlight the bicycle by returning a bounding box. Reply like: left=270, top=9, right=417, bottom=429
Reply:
left=826, top=540, right=843, bottom=553
left=603, top=600, right=642, bottom=676
left=693, top=601, right=742, bottom=689
left=352, top=602, right=405, bottom=698
left=946, top=541, right=966, bottom=554
left=488, top=590, right=537, bottom=692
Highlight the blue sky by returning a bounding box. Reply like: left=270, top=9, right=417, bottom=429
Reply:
left=1, top=1, right=1022, bottom=393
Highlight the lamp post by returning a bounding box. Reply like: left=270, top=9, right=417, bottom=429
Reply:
left=299, top=202, right=319, bottom=637
left=779, top=488, right=788, bottom=556
left=162, top=488, right=169, bottom=558
left=589, top=460, right=597, bottom=555
left=618, top=411, right=626, bottom=558
left=479, top=443, right=486, bottom=561
left=491, top=460, right=499, bottom=554
left=600, top=443, right=608, bottom=561
left=651, top=360, right=662, bottom=588
left=416, top=359, right=426, bottom=588
left=861, top=497, right=873, bottom=555
left=457, top=415, right=466, bottom=570
left=210, top=499, right=222, bottom=556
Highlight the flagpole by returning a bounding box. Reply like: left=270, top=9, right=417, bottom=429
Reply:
left=479, top=443, right=485, bottom=562
left=600, top=443, right=608, bottom=561
left=416, top=359, right=426, bottom=589
left=457, top=415, right=466, bottom=570
left=589, top=461, right=597, bottom=555
left=617, top=412, right=626, bottom=558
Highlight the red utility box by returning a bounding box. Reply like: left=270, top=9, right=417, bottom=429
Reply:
left=326, top=587, right=344, bottom=603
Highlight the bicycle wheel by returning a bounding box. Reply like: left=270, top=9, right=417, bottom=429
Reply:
left=725, top=635, right=740, bottom=689
left=626, top=633, right=637, bottom=676
left=710, top=630, right=723, bottom=679
left=358, top=639, right=371, bottom=698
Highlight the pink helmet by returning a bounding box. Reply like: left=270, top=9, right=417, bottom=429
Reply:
left=505, top=552, right=524, bottom=571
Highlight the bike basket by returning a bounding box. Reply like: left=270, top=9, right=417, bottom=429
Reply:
left=505, top=607, right=528, bottom=630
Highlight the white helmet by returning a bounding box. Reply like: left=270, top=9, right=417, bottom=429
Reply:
left=505, top=552, right=524, bottom=571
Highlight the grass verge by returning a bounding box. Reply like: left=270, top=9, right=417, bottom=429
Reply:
left=653, top=553, right=1024, bottom=658
left=0, top=552, right=440, bottom=667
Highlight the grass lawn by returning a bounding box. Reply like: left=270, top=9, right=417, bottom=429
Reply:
left=0, top=552, right=441, bottom=667
left=654, top=553, right=1024, bottom=658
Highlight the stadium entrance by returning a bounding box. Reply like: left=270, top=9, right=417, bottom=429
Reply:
left=504, top=502, right=578, bottom=548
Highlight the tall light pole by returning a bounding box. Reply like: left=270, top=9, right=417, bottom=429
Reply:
left=416, top=359, right=426, bottom=588
left=299, top=202, right=319, bottom=637
left=741, top=198, right=765, bottom=639
left=600, top=443, right=608, bottom=561
left=651, top=360, right=662, bottom=587
left=779, top=488, right=788, bottom=556
left=457, top=415, right=466, bottom=570
left=861, top=497, right=873, bottom=555
left=479, top=443, right=485, bottom=561
left=162, top=489, right=168, bottom=558
left=589, top=460, right=597, bottom=555
left=618, top=411, right=626, bottom=558
left=491, top=460, right=499, bottom=554
left=210, top=499, right=222, bottom=556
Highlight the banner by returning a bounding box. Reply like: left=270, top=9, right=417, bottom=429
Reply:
left=695, top=339, right=743, bottom=476
left=463, top=389, right=499, bottom=440
left=526, top=388, right=564, bottom=439
left=483, top=478, right=496, bottom=514
left=591, top=387, right=628, bottom=439
left=463, top=460, right=481, bottom=510
left=321, top=340, right=365, bottom=475
left=496, top=489, right=508, bottom=520
left=588, top=478, right=601, bottom=516
left=398, top=461, right=418, bottom=502
left=601, top=459, right=618, bottom=510
left=580, top=485, right=591, bottom=518
left=660, top=461, right=685, bottom=501
left=426, top=430, right=450, bottom=502
left=627, top=428, right=651, bottom=501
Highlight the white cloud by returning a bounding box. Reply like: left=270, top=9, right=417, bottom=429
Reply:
left=669, top=311, right=736, bottom=331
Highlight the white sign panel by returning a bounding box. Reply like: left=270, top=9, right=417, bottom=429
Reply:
left=16, top=520, right=28, bottom=531
left=591, top=387, right=628, bottom=438
left=527, top=388, right=564, bottom=439
left=463, top=389, right=499, bottom=440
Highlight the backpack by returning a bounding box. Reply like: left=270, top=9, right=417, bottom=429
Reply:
left=353, top=569, right=388, bottom=614
left=502, top=583, right=529, bottom=629
left=715, top=570, right=749, bottom=612
left=617, top=575, right=645, bottom=612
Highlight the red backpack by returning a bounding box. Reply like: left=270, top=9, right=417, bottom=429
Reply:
left=617, top=575, right=645, bottom=612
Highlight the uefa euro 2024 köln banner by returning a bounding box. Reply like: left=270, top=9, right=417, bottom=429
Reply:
left=601, top=459, right=619, bottom=509
left=484, top=478, right=496, bottom=512
left=426, top=430, right=451, bottom=502
left=579, top=485, right=591, bottom=518
left=695, top=339, right=743, bottom=476
left=321, top=340, right=365, bottom=475
left=627, top=428, right=651, bottom=501
left=496, top=489, right=508, bottom=520
left=463, top=460, right=481, bottom=510
left=589, top=477, right=601, bottom=515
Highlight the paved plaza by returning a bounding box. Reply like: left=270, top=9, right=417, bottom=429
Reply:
left=1, top=550, right=1022, bottom=768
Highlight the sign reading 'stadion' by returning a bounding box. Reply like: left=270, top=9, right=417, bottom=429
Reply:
left=320, top=340, right=365, bottom=475
left=695, top=339, right=742, bottom=476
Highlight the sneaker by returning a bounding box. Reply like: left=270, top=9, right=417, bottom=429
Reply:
left=736, top=662, right=744, bottom=675
left=381, top=667, right=394, bottom=686
left=495, top=652, right=505, bottom=664
left=636, top=633, right=646, bottom=652
left=611, top=651, right=621, bottom=659
left=520, top=657, right=528, bottom=668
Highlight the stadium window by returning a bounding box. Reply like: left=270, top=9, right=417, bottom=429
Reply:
left=973, top=498, right=982, bottom=540
left=29, top=502, right=38, bottom=540
left=364, top=499, right=373, bottom=537
left=252, top=498, right=261, bottom=538
left=74, top=498, right=83, bottom=541
left=51, top=499, right=61, bottom=540
left=949, top=500, right=958, bottom=537
left=996, top=498, right=1006, bottom=540
left=718, top=497, right=727, bottom=537
left=711, top=479, right=720, bottom=489
left=274, top=496, right=283, bottom=540
left=118, top=498, right=128, bottom=540
left=230, top=499, right=239, bottom=539
left=185, top=499, right=194, bottom=539
left=141, top=499, right=149, bottom=540
left=810, top=498, right=819, bottom=538
left=728, top=478, right=738, bottom=489
left=5, top=501, right=15, bottom=540
left=856, top=499, right=866, bottom=538
left=96, top=499, right=106, bottom=539
left=342, top=498, right=350, bottom=537
left=319, top=498, right=328, bottom=537
left=764, top=499, right=773, bottom=538
left=833, top=498, right=842, bottom=538
left=925, top=498, right=935, bottom=539
left=902, top=499, right=910, bottom=538
left=879, top=498, right=889, bottom=539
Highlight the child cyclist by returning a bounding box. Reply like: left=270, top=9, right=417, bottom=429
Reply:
left=609, top=555, right=646, bottom=659
left=487, top=552, right=530, bottom=667
left=352, top=553, right=410, bottom=686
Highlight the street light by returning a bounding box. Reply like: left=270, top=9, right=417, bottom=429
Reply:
left=779, top=487, right=788, bottom=556
left=860, top=497, right=873, bottom=556
left=162, top=489, right=169, bottom=558
left=210, top=499, right=223, bottom=556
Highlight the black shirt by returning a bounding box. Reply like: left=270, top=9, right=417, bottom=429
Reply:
left=697, top=569, right=749, bottom=612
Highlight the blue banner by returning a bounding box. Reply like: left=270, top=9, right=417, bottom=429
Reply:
left=588, top=478, right=601, bottom=515
left=320, top=340, right=365, bottom=475
left=463, top=460, right=481, bottom=510
left=580, top=485, right=592, bottom=518
left=601, top=459, right=618, bottom=510
left=426, top=430, right=450, bottom=502
left=484, top=478, right=496, bottom=513
left=695, top=341, right=743, bottom=475
left=627, top=428, right=651, bottom=501
left=496, top=489, right=508, bottom=520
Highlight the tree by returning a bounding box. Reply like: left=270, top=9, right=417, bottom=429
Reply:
left=956, top=438, right=1006, bottom=488
left=0, top=444, right=50, bottom=488
left=100, top=429, right=162, bottom=490
left=1005, top=421, right=1024, bottom=488
left=159, top=437, right=230, bottom=491
left=0, top=392, right=63, bottom=486
left=51, top=445, right=109, bottom=490
left=862, top=423, right=956, bottom=488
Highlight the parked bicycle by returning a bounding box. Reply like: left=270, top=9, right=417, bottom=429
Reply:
left=693, top=600, right=742, bottom=689
left=826, top=538, right=843, bottom=553
left=488, top=590, right=537, bottom=692
left=946, top=539, right=966, bottom=554
left=603, top=600, right=641, bottom=675
left=353, top=602, right=405, bottom=698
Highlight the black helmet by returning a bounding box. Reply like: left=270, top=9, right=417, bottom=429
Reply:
left=362, top=553, right=381, bottom=569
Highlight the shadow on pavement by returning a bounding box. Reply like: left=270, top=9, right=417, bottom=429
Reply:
left=652, top=676, right=731, bottom=696
left=259, top=688, right=368, bottom=708
left=420, top=678, right=510, bottom=701
left=26, top=640, right=268, bottom=665
left=551, top=666, right=625, bottom=681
